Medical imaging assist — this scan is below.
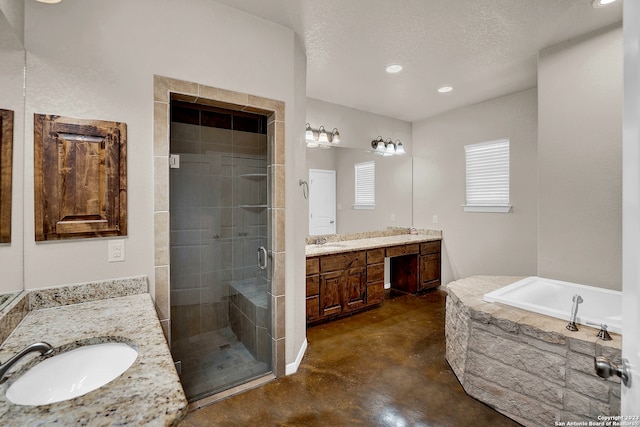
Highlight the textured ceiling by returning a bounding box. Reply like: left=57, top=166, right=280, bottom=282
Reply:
left=213, top=0, right=623, bottom=122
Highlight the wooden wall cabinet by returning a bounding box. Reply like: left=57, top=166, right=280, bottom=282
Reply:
left=34, top=114, right=127, bottom=241
left=0, top=109, right=13, bottom=243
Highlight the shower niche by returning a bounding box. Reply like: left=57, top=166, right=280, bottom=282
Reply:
left=168, top=100, right=272, bottom=401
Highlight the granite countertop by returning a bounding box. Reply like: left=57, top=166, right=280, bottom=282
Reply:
left=305, top=233, right=441, bottom=257
left=0, top=293, right=187, bottom=426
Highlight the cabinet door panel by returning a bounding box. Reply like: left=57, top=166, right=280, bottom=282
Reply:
left=306, top=274, right=319, bottom=297
left=306, top=296, right=320, bottom=321
left=344, top=267, right=366, bottom=311
left=320, top=271, right=343, bottom=317
left=367, top=282, right=385, bottom=305
left=419, top=253, right=441, bottom=290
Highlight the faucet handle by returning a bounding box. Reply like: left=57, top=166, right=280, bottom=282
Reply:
left=586, top=321, right=612, bottom=341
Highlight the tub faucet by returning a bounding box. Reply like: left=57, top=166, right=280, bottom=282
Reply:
left=0, top=342, right=54, bottom=382
left=566, top=294, right=583, bottom=331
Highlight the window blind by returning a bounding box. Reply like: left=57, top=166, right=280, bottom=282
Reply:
left=464, top=139, right=510, bottom=210
left=354, top=160, right=375, bottom=209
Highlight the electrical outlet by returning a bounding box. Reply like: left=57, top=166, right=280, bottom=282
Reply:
left=433, top=215, right=439, bottom=224
left=108, top=240, right=125, bottom=262
left=390, top=213, right=396, bottom=221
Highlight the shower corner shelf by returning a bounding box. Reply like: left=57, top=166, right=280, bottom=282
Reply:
left=239, top=173, right=267, bottom=178
left=239, top=204, right=268, bottom=209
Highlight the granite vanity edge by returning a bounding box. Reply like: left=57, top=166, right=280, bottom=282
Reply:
left=305, top=233, right=442, bottom=257
left=28, top=275, right=149, bottom=310
left=446, top=275, right=621, bottom=351
left=305, top=227, right=442, bottom=245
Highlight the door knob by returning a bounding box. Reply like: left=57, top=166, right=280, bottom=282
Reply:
left=594, top=356, right=631, bottom=387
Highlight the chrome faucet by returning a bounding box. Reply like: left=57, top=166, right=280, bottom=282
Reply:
left=0, top=342, right=54, bottom=382
left=314, top=237, right=328, bottom=245
left=566, top=294, right=583, bottom=331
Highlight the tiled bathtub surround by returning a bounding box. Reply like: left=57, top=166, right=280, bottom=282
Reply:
left=0, top=278, right=187, bottom=426
left=446, top=276, right=621, bottom=427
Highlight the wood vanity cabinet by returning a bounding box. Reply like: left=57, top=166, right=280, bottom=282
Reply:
left=306, top=250, right=379, bottom=324
left=390, top=240, right=441, bottom=293
left=418, top=240, right=441, bottom=291
left=305, top=239, right=442, bottom=324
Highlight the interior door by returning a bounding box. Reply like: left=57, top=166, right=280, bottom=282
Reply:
left=622, top=1, right=640, bottom=412
left=309, top=169, right=336, bottom=236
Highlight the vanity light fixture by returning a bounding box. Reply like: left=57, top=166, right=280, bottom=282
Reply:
left=371, top=136, right=405, bottom=156
left=305, top=123, right=340, bottom=148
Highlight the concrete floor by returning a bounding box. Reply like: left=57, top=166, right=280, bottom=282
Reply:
left=180, top=289, right=522, bottom=426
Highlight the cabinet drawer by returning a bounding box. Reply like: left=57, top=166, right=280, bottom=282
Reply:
left=367, top=282, right=385, bottom=305
left=321, top=251, right=365, bottom=272
left=306, top=296, right=319, bottom=321
left=367, top=263, right=384, bottom=283
left=306, top=274, right=319, bottom=297
left=386, top=244, right=419, bottom=257
left=420, top=240, right=441, bottom=255
left=306, top=257, right=319, bottom=275
left=367, top=248, right=385, bottom=265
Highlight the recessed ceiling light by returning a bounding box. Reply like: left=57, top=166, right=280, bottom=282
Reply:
left=36, top=0, right=62, bottom=3
left=385, top=64, right=403, bottom=74
left=437, top=86, right=453, bottom=93
left=592, top=0, right=617, bottom=8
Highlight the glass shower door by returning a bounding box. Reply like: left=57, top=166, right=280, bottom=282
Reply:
left=169, top=101, right=271, bottom=402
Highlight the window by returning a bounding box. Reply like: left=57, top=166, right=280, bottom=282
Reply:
left=354, top=160, right=375, bottom=209
left=463, top=139, right=511, bottom=213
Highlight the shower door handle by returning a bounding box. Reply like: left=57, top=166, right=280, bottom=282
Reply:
left=258, top=246, right=268, bottom=270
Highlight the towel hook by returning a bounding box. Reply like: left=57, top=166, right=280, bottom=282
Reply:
left=299, top=179, right=309, bottom=199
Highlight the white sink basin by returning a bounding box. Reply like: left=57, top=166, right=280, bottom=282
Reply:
left=6, top=342, right=137, bottom=406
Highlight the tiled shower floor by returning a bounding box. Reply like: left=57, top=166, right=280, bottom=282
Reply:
left=171, top=327, right=269, bottom=401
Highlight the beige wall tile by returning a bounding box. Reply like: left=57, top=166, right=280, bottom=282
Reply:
left=154, top=75, right=198, bottom=102
left=154, top=102, right=169, bottom=156
left=154, top=157, right=169, bottom=211
left=272, top=251, right=285, bottom=297
left=155, top=265, right=170, bottom=321
left=247, top=95, right=285, bottom=121
left=198, top=84, right=248, bottom=109
left=154, top=211, right=169, bottom=266
left=274, top=121, right=285, bottom=166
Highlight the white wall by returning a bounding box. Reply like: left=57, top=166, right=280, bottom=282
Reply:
left=538, top=25, right=622, bottom=290
left=412, top=89, right=539, bottom=286
left=0, top=7, right=23, bottom=293
left=22, top=0, right=305, bottom=366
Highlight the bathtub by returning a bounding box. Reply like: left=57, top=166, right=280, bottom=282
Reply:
left=483, top=276, right=622, bottom=334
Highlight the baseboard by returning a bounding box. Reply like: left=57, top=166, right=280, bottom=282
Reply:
left=285, top=338, right=307, bottom=375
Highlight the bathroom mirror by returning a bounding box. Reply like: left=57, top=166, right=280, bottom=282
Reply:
left=0, top=6, right=25, bottom=303
left=307, top=145, right=413, bottom=235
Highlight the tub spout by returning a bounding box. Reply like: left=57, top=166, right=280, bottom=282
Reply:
left=566, top=294, right=583, bottom=331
